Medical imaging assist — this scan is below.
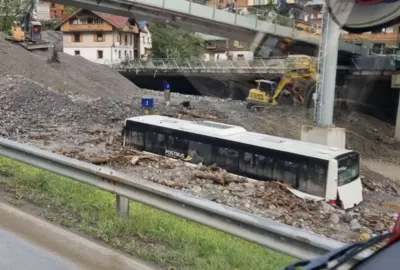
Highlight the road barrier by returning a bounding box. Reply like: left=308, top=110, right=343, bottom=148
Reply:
left=0, top=137, right=372, bottom=262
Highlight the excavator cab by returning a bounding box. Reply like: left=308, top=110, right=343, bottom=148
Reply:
left=30, top=21, right=43, bottom=42
left=246, top=80, right=277, bottom=111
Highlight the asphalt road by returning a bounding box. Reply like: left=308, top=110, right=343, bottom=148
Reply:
left=0, top=228, right=80, bottom=270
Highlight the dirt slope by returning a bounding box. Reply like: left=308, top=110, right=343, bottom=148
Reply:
left=0, top=33, right=139, bottom=99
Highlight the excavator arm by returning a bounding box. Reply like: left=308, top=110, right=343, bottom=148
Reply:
left=15, top=0, right=39, bottom=40
left=271, top=70, right=316, bottom=104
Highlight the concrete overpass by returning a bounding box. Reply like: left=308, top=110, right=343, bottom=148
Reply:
left=55, top=0, right=369, bottom=58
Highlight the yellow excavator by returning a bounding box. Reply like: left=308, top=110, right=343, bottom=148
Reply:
left=6, top=0, right=51, bottom=51
left=246, top=55, right=317, bottom=111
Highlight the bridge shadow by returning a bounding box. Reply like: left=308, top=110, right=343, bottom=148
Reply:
left=120, top=73, right=281, bottom=101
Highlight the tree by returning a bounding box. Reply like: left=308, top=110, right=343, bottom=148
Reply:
left=0, top=0, right=28, bottom=32
left=149, top=22, right=205, bottom=59
left=64, top=5, right=78, bottom=15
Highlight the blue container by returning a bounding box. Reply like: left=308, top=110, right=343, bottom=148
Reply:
left=141, top=96, right=154, bottom=109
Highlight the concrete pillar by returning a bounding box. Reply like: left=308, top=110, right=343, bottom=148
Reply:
left=392, top=74, right=400, bottom=141
left=395, top=90, right=400, bottom=142
left=315, top=10, right=341, bottom=127
left=116, top=195, right=129, bottom=218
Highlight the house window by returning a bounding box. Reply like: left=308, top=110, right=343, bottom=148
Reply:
left=124, top=35, right=128, bottom=45
left=118, top=50, right=121, bottom=59
left=93, top=18, right=103, bottom=24
left=97, top=50, right=103, bottom=59
left=95, top=32, right=104, bottom=42
left=74, top=50, right=80, bottom=56
left=130, top=51, right=133, bottom=59
left=73, top=33, right=81, bottom=42
left=87, top=17, right=94, bottom=24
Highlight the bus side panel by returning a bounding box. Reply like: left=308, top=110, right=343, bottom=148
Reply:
left=326, top=159, right=338, bottom=202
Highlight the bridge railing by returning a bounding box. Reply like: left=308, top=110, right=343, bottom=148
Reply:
left=114, top=57, right=318, bottom=74
left=134, top=0, right=371, bottom=50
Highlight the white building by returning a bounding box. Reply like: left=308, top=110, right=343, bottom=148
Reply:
left=57, top=9, right=144, bottom=66
left=138, top=21, right=152, bottom=59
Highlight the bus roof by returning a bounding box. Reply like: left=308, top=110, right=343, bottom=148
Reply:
left=125, top=115, right=354, bottom=160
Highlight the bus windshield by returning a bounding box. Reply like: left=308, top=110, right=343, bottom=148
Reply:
left=337, top=152, right=360, bottom=186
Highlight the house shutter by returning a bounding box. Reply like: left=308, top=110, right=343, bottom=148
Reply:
left=71, top=33, right=75, bottom=42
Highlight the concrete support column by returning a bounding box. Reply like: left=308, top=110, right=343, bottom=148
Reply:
left=116, top=195, right=129, bottom=218
left=396, top=93, right=400, bottom=141
left=392, top=74, right=400, bottom=142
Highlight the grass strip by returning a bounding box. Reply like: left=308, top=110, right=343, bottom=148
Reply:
left=0, top=156, right=295, bottom=270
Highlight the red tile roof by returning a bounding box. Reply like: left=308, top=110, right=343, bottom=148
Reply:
left=92, top=11, right=129, bottom=29
left=56, top=9, right=133, bottom=30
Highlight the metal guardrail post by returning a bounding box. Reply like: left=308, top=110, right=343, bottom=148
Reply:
left=188, top=0, right=192, bottom=13
left=116, top=195, right=130, bottom=218
left=162, top=0, right=165, bottom=8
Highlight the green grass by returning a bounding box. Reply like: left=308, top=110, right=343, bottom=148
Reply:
left=0, top=156, right=295, bottom=270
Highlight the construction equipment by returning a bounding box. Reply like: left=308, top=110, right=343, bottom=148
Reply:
left=246, top=55, right=317, bottom=111
left=5, top=0, right=51, bottom=50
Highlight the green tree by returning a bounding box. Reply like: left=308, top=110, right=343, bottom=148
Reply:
left=64, top=5, right=78, bottom=15
left=0, top=0, right=28, bottom=32
left=149, top=22, right=205, bottom=59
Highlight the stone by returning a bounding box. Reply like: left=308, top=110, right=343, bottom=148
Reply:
left=350, top=219, right=362, bottom=231
left=329, top=213, right=340, bottom=224
left=374, top=222, right=386, bottom=232
left=222, top=189, right=230, bottom=194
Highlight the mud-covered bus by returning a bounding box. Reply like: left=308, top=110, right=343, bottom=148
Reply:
left=122, top=115, right=363, bottom=209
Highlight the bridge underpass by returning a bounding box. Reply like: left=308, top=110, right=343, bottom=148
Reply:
left=56, top=0, right=369, bottom=58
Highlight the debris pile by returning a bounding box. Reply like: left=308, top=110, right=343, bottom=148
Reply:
left=0, top=32, right=399, bottom=244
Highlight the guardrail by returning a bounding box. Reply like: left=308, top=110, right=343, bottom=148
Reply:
left=113, top=57, right=319, bottom=74
left=0, top=137, right=372, bottom=262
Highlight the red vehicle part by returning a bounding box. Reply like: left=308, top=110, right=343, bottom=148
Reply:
left=388, top=212, right=400, bottom=244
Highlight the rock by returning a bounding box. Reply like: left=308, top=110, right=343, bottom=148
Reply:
left=374, top=221, right=386, bottom=232
left=243, top=183, right=255, bottom=189
left=222, top=189, right=230, bottom=194
left=192, top=186, right=202, bottom=193
left=344, top=212, right=354, bottom=223
left=360, top=227, right=373, bottom=235
left=269, top=204, right=277, bottom=210
left=350, top=219, right=362, bottom=231
left=320, top=202, right=335, bottom=214
left=329, top=213, right=340, bottom=224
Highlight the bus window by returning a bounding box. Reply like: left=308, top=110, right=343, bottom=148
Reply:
left=239, top=152, right=254, bottom=174
left=305, top=163, right=327, bottom=198
left=145, top=132, right=166, bottom=155
left=254, top=154, right=273, bottom=180
left=213, top=147, right=239, bottom=173
left=337, top=153, right=360, bottom=186
left=283, top=161, right=299, bottom=188
left=168, top=136, right=188, bottom=153
left=296, top=163, right=309, bottom=191
left=128, top=130, right=144, bottom=149
left=188, top=140, right=212, bottom=164
left=273, top=159, right=285, bottom=182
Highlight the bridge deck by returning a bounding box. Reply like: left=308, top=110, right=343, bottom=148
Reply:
left=58, top=0, right=369, bottom=56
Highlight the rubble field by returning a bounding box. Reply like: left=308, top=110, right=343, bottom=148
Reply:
left=1, top=34, right=400, bottom=244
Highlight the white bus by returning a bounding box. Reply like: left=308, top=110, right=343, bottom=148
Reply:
left=122, top=115, right=363, bottom=209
